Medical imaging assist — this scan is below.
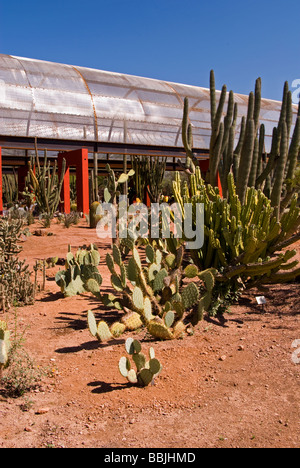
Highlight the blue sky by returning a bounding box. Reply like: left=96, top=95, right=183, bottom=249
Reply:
left=0, top=0, right=299, bottom=102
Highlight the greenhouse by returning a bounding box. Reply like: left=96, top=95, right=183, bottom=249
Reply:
left=0, top=53, right=298, bottom=212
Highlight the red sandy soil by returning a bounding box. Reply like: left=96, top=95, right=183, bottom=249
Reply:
left=0, top=219, right=299, bottom=448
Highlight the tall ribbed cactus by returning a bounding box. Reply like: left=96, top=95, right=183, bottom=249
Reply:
left=26, top=142, right=66, bottom=217
left=131, top=156, right=166, bottom=203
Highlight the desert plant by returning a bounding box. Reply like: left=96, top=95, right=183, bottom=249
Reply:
left=55, top=244, right=102, bottom=297
left=118, top=338, right=162, bottom=387
left=26, top=142, right=66, bottom=217
left=0, top=313, right=45, bottom=397
left=86, top=242, right=216, bottom=342
left=60, top=212, right=81, bottom=228
left=172, top=167, right=300, bottom=291
left=182, top=72, right=300, bottom=218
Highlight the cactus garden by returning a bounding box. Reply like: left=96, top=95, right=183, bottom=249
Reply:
left=0, top=72, right=299, bottom=448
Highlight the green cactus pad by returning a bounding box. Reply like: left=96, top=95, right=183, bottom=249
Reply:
left=127, top=257, right=138, bottom=283
left=145, top=244, right=155, bottom=263
left=119, top=356, right=131, bottom=377
left=139, top=368, right=154, bottom=387
left=164, top=310, right=175, bottom=328
left=85, top=278, right=101, bottom=296
left=149, top=358, right=161, bottom=375
left=132, top=286, right=144, bottom=310
left=127, top=369, right=138, bottom=384
left=181, top=282, right=200, bottom=309
left=96, top=321, right=113, bottom=342
left=132, top=247, right=142, bottom=270
left=184, top=264, right=199, bottom=278
left=106, top=253, right=116, bottom=275
left=111, top=274, right=123, bottom=292
left=121, top=312, right=143, bottom=331
left=148, top=263, right=161, bottom=282
left=112, top=244, right=122, bottom=267
left=90, top=249, right=100, bottom=266
left=143, top=297, right=154, bottom=322
left=153, top=268, right=168, bottom=292
left=199, top=270, right=215, bottom=291
left=110, top=322, right=126, bottom=337
left=125, top=338, right=142, bottom=354
left=133, top=352, right=146, bottom=371
left=87, top=310, right=98, bottom=337
left=147, top=320, right=174, bottom=340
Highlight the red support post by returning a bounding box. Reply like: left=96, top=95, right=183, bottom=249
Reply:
left=0, top=147, right=3, bottom=214
left=58, top=148, right=89, bottom=215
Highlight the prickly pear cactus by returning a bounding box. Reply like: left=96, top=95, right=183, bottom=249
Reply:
left=56, top=244, right=102, bottom=297
left=86, top=240, right=216, bottom=342
left=119, top=338, right=162, bottom=387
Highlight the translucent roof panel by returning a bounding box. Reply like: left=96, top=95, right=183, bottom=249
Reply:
left=0, top=54, right=298, bottom=152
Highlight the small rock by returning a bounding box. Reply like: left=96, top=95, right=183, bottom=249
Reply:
left=36, top=407, right=50, bottom=415
left=238, top=345, right=245, bottom=351
left=219, top=355, right=227, bottom=361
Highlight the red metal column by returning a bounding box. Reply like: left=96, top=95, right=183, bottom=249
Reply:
left=0, top=147, right=3, bottom=213
left=58, top=148, right=89, bottom=215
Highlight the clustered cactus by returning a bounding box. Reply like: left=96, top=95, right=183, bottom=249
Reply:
left=55, top=244, right=102, bottom=297
left=86, top=243, right=216, bottom=342
left=172, top=166, right=300, bottom=287
left=0, top=321, right=10, bottom=379
left=182, top=71, right=300, bottom=221
left=119, top=338, right=162, bottom=387
left=25, top=142, right=66, bottom=217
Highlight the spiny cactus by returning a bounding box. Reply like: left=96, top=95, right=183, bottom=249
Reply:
left=119, top=338, right=162, bottom=387
left=86, top=242, right=216, bottom=342
left=131, top=156, right=166, bottom=203
left=55, top=244, right=102, bottom=297
left=183, top=72, right=300, bottom=214
left=26, top=143, right=66, bottom=216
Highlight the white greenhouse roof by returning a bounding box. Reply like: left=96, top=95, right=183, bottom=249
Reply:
left=0, top=54, right=297, bottom=152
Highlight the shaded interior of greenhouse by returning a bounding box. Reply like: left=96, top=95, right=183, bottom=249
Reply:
left=0, top=53, right=298, bottom=212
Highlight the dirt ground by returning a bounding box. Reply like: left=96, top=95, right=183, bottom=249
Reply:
left=0, top=219, right=299, bottom=448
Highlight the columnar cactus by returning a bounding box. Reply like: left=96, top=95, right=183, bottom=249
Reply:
left=182, top=72, right=300, bottom=211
